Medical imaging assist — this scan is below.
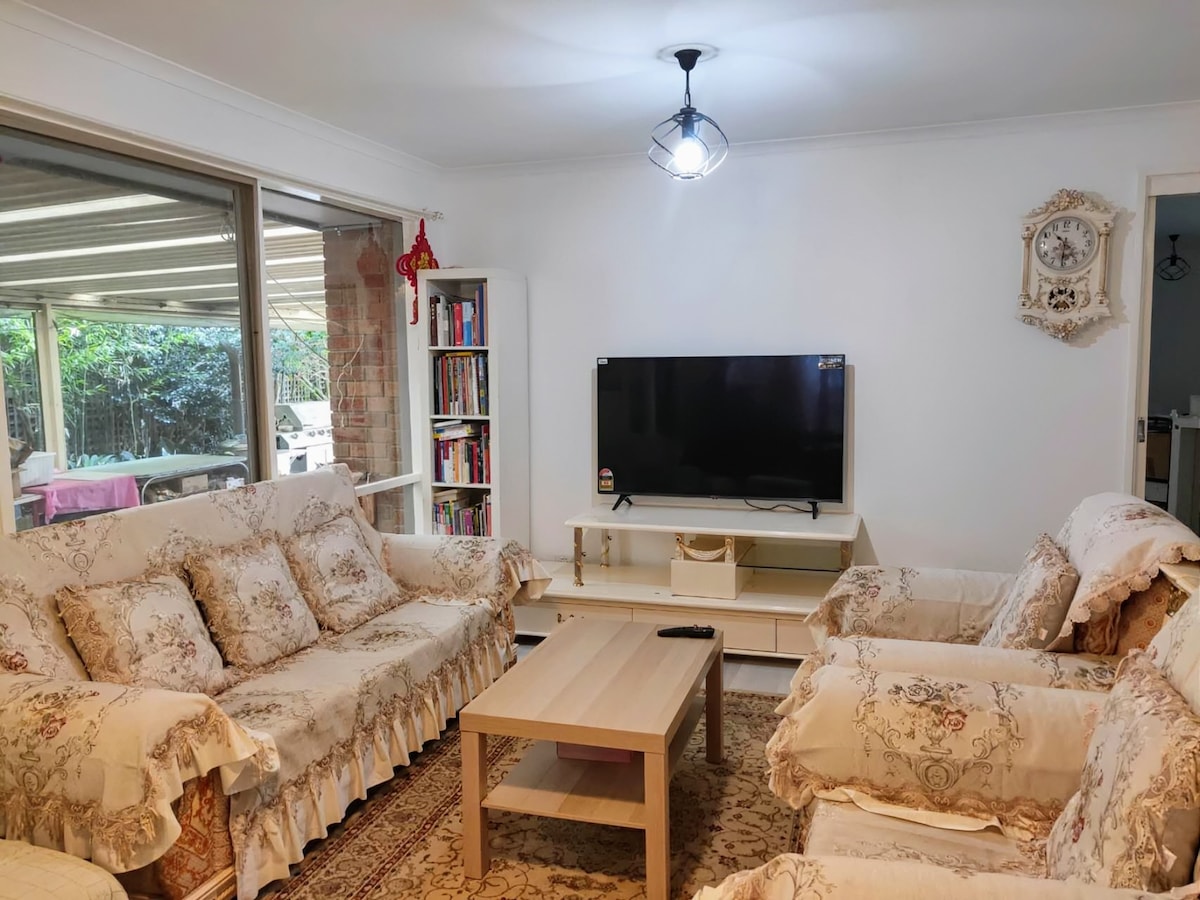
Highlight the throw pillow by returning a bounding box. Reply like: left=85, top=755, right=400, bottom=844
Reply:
left=185, top=533, right=319, bottom=669
left=978, top=534, right=1078, bottom=650
left=57, top=574, right=230, bottom=695
left=1148, top=590, right=1199, bottom=710
left=1045, top=651, right=1200, bottom=891
left=1052, top=494, right=1200, bottom=653
left=0, top=575, right=88, bottom=680
left=284, top=514, right=402, bottom=633
left=1114, top=575, right=1187, bottom=655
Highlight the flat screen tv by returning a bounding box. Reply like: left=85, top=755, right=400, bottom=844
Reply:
left=596, top=354, right=846, bottom=508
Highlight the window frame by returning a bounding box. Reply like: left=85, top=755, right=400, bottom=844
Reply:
left=0, top=109, right=426, bottom=533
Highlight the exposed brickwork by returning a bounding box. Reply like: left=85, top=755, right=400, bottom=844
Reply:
left=323, top=224, right=406, bottom=533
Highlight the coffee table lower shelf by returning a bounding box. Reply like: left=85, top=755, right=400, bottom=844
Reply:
left=482, top=696, right=705, bottom=830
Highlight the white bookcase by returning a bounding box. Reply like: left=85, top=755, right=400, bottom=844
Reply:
left=408, top=269, right=530, bottom=546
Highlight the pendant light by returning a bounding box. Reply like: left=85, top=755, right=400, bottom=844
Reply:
left=648, top=48, right=729, bottom=180
left=1156, top=234, right=1191, bottom=282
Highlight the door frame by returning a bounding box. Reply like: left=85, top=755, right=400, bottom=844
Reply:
left=1130, top=171, right=1200, bottom=495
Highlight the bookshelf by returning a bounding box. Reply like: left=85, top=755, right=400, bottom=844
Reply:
left=409, top=269, right=530, bottom=545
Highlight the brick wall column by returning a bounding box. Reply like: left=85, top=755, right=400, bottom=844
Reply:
left=323, top=223, right=405, bottom=533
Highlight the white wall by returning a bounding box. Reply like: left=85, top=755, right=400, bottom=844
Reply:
left=1148, top=231, right=1200, bottom=416
left=442, top=105, right=1200, bottom=571
left=0, top=2, right=443, bottom=216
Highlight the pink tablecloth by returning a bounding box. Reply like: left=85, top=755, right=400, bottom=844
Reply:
left=26, top=475, right=140, bottom=522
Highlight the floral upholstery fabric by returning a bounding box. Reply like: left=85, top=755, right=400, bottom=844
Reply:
left=1147, top=592, right=1199, bottom=710
left=186, top=534, right=320, bottom=670
left=382, top=533, right=552, bottom=638
left=1045, top=652, right=1200, bottom=891
left=777, top=636, right=1117, bottom=719
left=216, top=599, right=508, bottom=899
left=692, top=853, right=1188, bottom=900
left=767, top=664, right=1104, bottom=838
left=807, top=566, right=1013, bottom=644
left=0, top=575, right=87, bottom=680
left=0, top=674, right=272, bottom=874
left=800, top=799, right=1044, bottom=878
left=1116, top=576, right=1189, bottom=655
left=283, top=515, right=401, bottom=633
left=0, top=466, right=552, bottom=900
left=979, top=534, right=1078, bottom=650
left=1053, top=493, right=1200, bottom=653
left=57, top=575, right=230, bottom=695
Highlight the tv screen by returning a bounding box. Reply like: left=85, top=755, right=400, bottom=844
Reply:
left=596, top=354, right=846, bottom=503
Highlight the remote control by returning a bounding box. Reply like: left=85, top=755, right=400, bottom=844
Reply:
left=657, top=625, right=715, bottom=639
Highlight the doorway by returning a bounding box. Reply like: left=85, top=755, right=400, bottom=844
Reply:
left=1138, top=187, right=1200, bottom=530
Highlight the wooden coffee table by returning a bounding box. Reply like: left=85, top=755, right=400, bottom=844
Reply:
left=459, top=618, right=724, bottom=900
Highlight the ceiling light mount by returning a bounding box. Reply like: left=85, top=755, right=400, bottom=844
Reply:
left=649, top=45, right=728, bottom=181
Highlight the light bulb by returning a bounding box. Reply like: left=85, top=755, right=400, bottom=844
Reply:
left=673, top=136, right=707, bottom=174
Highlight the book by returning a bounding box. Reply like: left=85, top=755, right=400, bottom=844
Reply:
left=475, top=283, right=486, bottom=344
left=462, top=300, right=474, bottom=346
left=453, top=303, right=464, bottom=346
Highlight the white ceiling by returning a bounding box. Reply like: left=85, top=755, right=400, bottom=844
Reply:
left=24, top=0, right=1200, bottom=169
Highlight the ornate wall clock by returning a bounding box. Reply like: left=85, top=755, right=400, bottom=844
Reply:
left=1017, top=188, right=1115, bottom=342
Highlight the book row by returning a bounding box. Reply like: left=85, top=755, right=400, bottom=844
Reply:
left=432, top=489, right=492, bottom=537
left=433, top=352, right=489, bottom=417
left=429, top=284, right=487, bottom=347
left=434, top=430, right=490, bottom=485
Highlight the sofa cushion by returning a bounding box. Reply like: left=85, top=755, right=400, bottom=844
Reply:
left=801, top=798, right=1044, bottom=878
left=0, top=575, right=88, bottom=680
left=1045, top=651, right=1200, bottom=890
left=766, top=664, right=1102, bottom=838
left=979, top=534, right=1078, bottom=650
left=284, top=515, right=401, bottom=633
left=215, top=599, right=503, bottom=889
left=57, top=573, right=230, bottom=695
left=186, top=533, right=319, bottom=669
left=1053, top=494, right=1200, bottom=653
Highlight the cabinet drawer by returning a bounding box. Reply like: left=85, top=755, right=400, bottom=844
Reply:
left=514, top=603, right=559, bottom=635
left=776, top=620, right=817, bottom=656
left=631, top=608, right=775, bottom=653
left=515, top=601, right=632, bottom=635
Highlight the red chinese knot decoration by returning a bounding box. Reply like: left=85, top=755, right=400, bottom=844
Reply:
left=397, top=218, right=439, bottom=325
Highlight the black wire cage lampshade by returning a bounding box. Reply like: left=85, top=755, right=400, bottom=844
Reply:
left=648, top=48, right=729, bottom=180
left=1156, top=233, right=1191, bottom=282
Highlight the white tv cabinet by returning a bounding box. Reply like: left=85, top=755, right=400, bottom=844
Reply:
left=515, top=506, right=861, bottom=659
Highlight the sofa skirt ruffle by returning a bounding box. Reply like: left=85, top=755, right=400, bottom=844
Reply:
left=231, top=627, right=510, bottom=899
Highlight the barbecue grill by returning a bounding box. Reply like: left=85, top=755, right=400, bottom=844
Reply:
left=275, top=401, right=334, bottom=474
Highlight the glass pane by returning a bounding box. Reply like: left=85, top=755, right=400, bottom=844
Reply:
left=0, top=125, right=255, bottom=527
left=0, top=311, right=43, bottom=451
left=261, top=189, right=413, bottom=532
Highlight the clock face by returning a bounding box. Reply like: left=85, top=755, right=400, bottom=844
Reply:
left=1035, top=215, right=1097, bottom=271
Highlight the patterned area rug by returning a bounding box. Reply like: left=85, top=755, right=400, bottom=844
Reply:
left=260, top=690, right=800, bottom=899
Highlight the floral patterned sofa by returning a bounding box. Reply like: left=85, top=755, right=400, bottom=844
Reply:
left=0, top=465, right=549, bottom=900
left=791, top=493, right=1200, bottom=705
left=695, top=590, right=1200, bottom=900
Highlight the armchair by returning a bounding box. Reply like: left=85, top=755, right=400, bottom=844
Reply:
left=702, top=593, right=1200, bottom=900
left=802, top=494, right=1199, bottom=689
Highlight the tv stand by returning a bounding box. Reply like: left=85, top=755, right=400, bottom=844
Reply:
left=611, top=494, right=633, bottom=511
left=805, top=501, right=820, bottom=520
left=517, top=506, right=862, bottom=659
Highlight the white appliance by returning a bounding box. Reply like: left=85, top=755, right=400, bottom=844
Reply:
left=275, top=402, right=335, bottom=474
